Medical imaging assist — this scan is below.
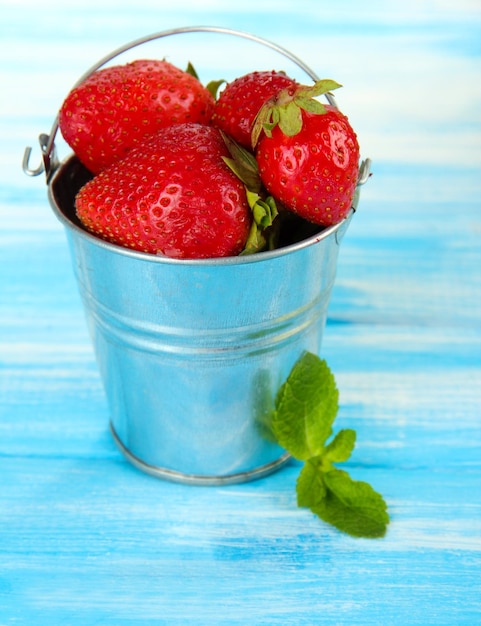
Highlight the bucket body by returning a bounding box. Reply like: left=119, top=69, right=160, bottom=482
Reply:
left=48, top=156, right=352, bottom=484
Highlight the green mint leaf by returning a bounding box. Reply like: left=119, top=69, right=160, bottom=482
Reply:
left=312, top=469, right=389, bottom=538
left=272, top=352, right=338, bottom=460
left=296, top=457, right=326, bottom=508
left=252, top=370, right=277, bottom=442
left=324, top=428, right=356, bottom=464
left=269, top=352, right=390, bottom=538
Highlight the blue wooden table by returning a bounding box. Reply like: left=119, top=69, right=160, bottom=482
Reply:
left=1, top=1, right=480, bottom=624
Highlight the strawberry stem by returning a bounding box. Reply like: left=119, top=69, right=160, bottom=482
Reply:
left=251, top=78, right=343, bottom=147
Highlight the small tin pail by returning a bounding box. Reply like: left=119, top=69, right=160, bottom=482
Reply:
left=23, top=27, right=370, bottom=485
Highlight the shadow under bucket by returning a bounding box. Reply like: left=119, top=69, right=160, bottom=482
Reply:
left=48, top=155, right=354, bottom=485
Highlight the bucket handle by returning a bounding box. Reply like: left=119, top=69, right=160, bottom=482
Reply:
left=22, top=25, right=370, bottom=185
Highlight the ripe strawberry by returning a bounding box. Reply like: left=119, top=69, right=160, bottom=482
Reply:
left=254, top=81, right=360, bottom=227
left=211, top=70, right=298, bottom=149
left=75, top=124, right=252, bottom=259
left=59, top=59, right=215, bottom=174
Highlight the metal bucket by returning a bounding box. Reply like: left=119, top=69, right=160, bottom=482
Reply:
left=24, top=27, right=370, bottom=485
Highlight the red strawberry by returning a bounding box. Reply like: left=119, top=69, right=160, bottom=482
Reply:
left=254, top=81, right=360, bottom=227
left=59, top=59, right=215, bottom=174
left=75, top=123, right=252, bottom=259
left=211, top=70, right=298, bottom=149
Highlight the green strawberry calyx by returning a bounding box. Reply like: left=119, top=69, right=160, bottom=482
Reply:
left=251, top=79, right=342, bottom=148
left=184, top=61, right=226, bottom=99
left=220, top=131, right=279, bottom=255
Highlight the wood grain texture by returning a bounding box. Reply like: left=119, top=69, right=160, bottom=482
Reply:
left=1, top=1, right=480, bottom=624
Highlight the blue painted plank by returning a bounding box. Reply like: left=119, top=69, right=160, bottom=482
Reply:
left=1, top=458, right=480, bottom=625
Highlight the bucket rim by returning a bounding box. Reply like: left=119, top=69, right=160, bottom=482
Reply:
left=48, top=154, right=354, bottom=267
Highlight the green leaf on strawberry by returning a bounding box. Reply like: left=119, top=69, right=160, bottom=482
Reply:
left=251, top=78, right=342, bottom=146
left=256, top=95, right=360, bottom=227
left=293, top=95, right=326, bottom=115
left=206, top=78, right=227, bottom=100
left=220, top=131, right=281, bottom=255
left=277, top=101, right=303, bottom=136
left=211, top=70, right=299, bottom=148
left=185, top=61, right=199, bottom=79
left=185, top=61, right=225, bottom=99
left=242, top=193, right=279, bottom=255
left=298, top=78, right=343, bottom=100
left=220, top=131, right=262, bottom=193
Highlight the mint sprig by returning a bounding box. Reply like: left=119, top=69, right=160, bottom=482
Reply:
left=271, top=352, right=389, bottom=538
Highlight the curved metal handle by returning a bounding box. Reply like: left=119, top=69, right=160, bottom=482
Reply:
left=22, top=26, right=336, bottom=182
left=22, top=133, right=59, bottom=180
